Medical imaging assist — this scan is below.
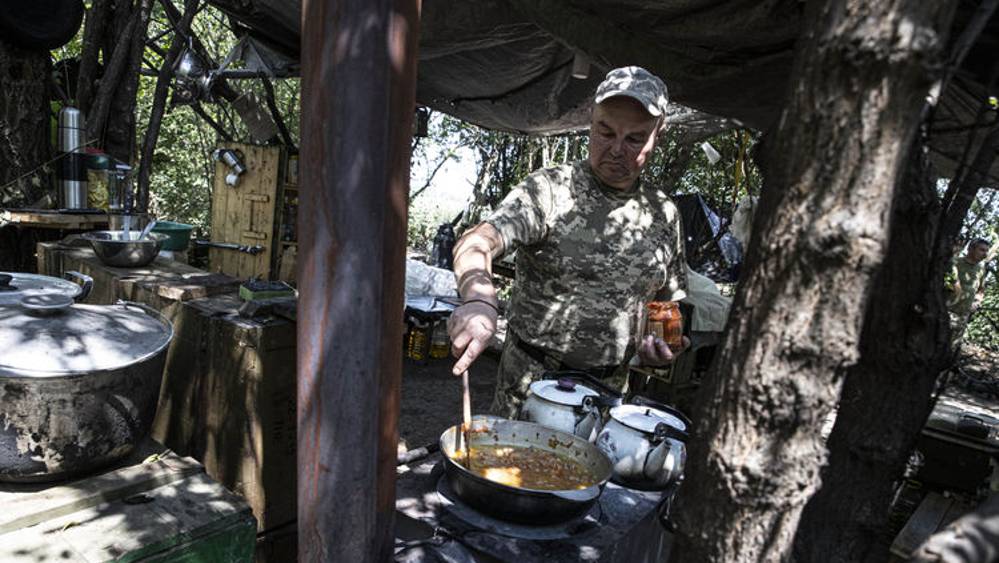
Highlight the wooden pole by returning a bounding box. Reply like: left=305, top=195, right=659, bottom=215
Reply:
left=298, top=0, right=420, bottom=561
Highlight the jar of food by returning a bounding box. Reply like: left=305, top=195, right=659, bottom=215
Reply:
left=645, top=301, right=683, bottom=350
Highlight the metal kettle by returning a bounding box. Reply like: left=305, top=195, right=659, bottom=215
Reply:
left=520, top=377, right=602, bottom=441
left=519, top=370, right=624, bottom=442
left=595, top=397, right=690, bottom=489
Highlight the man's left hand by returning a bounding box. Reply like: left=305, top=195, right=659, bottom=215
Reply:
left=637, top=334, right=690, bottom=367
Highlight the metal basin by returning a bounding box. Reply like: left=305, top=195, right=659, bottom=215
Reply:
left=439, top=418, right=613, bottom=523
left=0, top=302, right=173, bottom=482
left=83, top=230, right=168, bottom=268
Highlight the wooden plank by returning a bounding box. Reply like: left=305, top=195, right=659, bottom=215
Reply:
left=891, top=492, right=956, bottom=558
left=0, top=454, right=203, bottom=535
left=208, top=144, right=281, bottom=280
left=1, top=209, right=109, bottom=229
left=1, top=470, right=256, bottom=563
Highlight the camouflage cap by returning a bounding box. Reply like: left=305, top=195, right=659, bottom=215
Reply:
left=594, top=66, right=669, bottom=117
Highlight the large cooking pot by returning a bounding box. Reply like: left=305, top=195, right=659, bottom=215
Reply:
left=0, top=300, right=173, bottom=482
left=439, top=417, right=613, bottom=524
left=0, top=270, right=93, bottom=305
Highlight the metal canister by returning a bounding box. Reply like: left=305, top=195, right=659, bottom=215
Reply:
left=57, top=107, right=88, bottom=209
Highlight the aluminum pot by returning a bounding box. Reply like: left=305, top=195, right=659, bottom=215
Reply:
left=83, top=230, right=169, bottom=268
left=0, top=271, right=92, bottom=305
left=439, top=417, right=613, bottom=524
left=0, top=300, right=173, bottom=482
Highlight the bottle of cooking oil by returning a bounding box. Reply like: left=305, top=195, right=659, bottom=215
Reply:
left=407, top=320, right=429, bottom=361
left=429, top=319, right=449, bottom=359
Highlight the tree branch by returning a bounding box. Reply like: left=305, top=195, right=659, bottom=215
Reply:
left=262, top=77, right=297, bottom=150
left=136, top=0, right=200, bottom=213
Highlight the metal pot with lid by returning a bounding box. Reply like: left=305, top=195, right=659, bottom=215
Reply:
left=0, top=299, right=173, bottom=482
left=519, top=370, right=624, bottom=441
left=0, top=270, right=93, bottom=306
left=595, top=397, right=691, bottom=490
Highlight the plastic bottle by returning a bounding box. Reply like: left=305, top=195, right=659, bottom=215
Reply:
left=408, top=320, right=429, bottom=361
left=429, top=319, right=449, bottom=359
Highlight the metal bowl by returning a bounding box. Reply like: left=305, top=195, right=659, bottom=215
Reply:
left=439, top=418, right=613, bottom=523
left=83, top=230, right=169, bottom=268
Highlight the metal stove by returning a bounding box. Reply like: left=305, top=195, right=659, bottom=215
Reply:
left=395, top=457, right=674, bottom=563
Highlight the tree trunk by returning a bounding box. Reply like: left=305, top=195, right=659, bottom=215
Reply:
left=0, top=40, right=51, bottom=206
left=137, top=0, right=199, bottom=213
left=105, top=0, right=152, bottom=165
left=792, top=145, right=950, bottom=563
left=669, top=1, right=958, bottom=561
left=793, top=124, right=999, bottom=563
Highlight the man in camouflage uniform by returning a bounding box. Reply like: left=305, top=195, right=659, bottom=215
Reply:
left=945, top=238, right=991, bottom=346
left=448, top=66, right=689, bottom=418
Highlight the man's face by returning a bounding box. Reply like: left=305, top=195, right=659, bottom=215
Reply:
left=967, top=243, right=989, bottom=264
left=588, top=97, right=661, bottom=190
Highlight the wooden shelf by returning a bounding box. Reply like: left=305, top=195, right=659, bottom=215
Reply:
left=280, top=240, right=298, bottom=246
left=282, top=183, right=299, bottom=191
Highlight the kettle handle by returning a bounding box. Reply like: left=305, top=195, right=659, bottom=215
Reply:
left=631, top=395, right=692, bottom=432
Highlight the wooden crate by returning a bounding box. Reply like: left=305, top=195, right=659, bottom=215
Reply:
left=210, top=143, right=281, bottom=280
left=37, top=241, right=298, bottom=536
left=0, top=444, right=256, bottom=563
left=153, top=294, right=297, bottom=533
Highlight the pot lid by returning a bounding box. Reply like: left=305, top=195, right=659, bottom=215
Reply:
left=0, top=303, right=172, bottom=378
left=529, top=378, right=599, bottom=407
left=609, top=404, right=688, bottom=435
left=0, top=272, right=81, bottom=306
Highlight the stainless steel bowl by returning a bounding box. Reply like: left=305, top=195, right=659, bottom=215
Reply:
left=83, top=230, right=169, bottom=268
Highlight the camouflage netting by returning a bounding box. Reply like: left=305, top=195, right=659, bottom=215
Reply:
left=209, top=0, right=999, bottom=181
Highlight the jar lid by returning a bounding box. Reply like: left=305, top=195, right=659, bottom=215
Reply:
left=0, top=303, right=172, bottom=378
left=529, top=378, right=599, bottom=407
left=609, top=404, right=687, bottom=435
left=0, top=272, right=82, bottom=306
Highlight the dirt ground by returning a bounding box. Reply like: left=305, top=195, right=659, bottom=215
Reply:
left=398, top=351, right=500, bottom=451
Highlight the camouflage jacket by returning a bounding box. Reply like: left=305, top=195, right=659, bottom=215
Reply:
left=946, top=258, right=986, bottom=318
left=486, top=160, right=687, bottom=367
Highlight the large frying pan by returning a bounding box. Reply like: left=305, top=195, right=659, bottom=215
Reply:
left=439, top=417, right=613, bottom=524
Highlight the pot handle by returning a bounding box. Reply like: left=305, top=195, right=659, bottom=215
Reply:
left=64, top=271, right=93, bottom=302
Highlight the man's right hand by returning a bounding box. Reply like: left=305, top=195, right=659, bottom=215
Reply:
left=448, top=301, right=498, bottom=375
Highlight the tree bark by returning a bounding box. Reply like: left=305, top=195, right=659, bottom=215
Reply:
left=105, top=0, right=152, bottom=164
left=792, top=144, right=950, bottom=563
left=77, top=0, right=111, bottom=113
left=0, top=40, right=51, bottom=206
left=136, top=0, right=199, bottom=213
left=669, top=1, right=958, bottom=561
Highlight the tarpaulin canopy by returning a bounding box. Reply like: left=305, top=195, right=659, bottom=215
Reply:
left=208, top=0, right=999, bottom=180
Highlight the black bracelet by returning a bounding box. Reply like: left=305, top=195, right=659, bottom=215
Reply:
left=460, top=298, right=500, bottom=314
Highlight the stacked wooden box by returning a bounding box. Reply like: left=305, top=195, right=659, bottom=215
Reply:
left=38, top=240, right=298, bottom=562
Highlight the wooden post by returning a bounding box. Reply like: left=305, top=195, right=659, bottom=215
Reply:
left=298, top=0, right=420, bottom=561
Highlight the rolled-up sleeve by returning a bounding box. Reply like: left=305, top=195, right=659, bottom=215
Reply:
left=484, top=171, right=554, bottom=255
